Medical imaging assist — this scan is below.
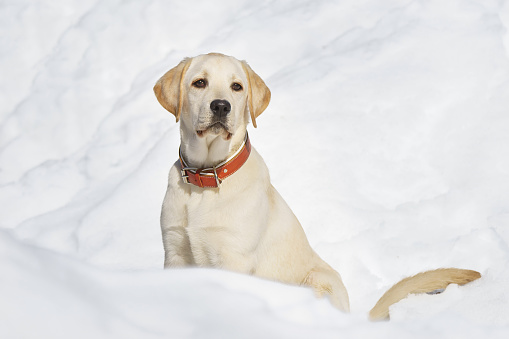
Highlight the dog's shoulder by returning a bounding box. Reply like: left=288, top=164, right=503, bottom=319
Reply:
left=167, top=160, right=185, bottom=189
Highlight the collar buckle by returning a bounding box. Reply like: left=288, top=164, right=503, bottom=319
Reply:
left=181, top=169, right=190, bottom=184
left=181, top=167, right=197, bottom=185
left=213, top=166, right=222, bottom=187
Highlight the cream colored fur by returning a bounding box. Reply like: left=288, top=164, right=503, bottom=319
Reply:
left=154, top=53, right=480, bottom=320
left=369, top=268, right=481, bottom=320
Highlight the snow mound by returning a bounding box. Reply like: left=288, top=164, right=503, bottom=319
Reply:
left=1, top=0, right=509, bottom=337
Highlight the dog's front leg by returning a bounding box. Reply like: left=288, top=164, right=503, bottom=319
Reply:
left=161, top=205, right=193, bottom=268
left=161, top=225, right=194, bottom=268
left=161, top=165, right=194, bottom=268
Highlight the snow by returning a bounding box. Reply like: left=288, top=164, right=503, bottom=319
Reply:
left=1, top=0, right=509, bottom=337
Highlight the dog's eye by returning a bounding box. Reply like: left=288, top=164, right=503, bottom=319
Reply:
left=231, top=83, right=243, bottom=91
left=192, top=79, right=207, bottom=88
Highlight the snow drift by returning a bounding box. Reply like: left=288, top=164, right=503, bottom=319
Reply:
left=1, top=0, right=509, bottom=338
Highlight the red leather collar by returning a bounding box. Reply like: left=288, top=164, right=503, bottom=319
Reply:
left=179, top=133, right=251, bottom=188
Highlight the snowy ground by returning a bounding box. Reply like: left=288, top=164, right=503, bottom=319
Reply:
left=1, top=0, right=509, bottom=338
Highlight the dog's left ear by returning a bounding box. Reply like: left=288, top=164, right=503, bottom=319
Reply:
left=154, top=58, right=192, bottom=122
left=241, top=61, right=271, bottom=128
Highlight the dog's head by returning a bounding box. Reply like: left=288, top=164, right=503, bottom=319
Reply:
left=154, top=53, right=271, bottom=141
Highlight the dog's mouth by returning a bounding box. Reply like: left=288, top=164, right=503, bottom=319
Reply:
left=196, top=122, right=232, bottom=140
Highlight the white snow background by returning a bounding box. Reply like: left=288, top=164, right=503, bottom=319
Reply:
left=1, top=0, right=509, bottom=338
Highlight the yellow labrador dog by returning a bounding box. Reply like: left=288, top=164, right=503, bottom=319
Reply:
left=154, top=53, right=480, bottom=320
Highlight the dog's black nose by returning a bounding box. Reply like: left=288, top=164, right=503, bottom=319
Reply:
left=210, top=99, right=231, bottom=118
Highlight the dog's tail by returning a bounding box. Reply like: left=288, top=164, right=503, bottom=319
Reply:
left=368, top=268, right=481, bottom=321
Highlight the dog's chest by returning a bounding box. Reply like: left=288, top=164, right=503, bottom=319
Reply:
left=183, top=190, right=264, bottom=270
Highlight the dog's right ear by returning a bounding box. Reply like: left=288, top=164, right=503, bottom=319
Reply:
left=154, top=58, right=192, bottom=122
